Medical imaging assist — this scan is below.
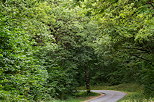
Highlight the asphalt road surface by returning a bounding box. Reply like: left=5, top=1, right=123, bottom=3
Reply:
left=87, top=90, right=126, bottom=102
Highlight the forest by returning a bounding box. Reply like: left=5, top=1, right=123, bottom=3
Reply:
left=0, top=0, right=154, bottom=102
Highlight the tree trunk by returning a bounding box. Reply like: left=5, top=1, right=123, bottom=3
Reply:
left=84, top=67, right=90, bottom=94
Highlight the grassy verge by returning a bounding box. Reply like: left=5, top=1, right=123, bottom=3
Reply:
left=78, top=83, right=154, bottom=102
left=48, top=91, right=100, bottom=102
left=49, top=83, right=154, bottom=102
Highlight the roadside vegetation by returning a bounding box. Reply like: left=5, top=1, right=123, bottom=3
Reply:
left=0, top=0, right=153, bottom=101
left=50, top=91, right=100, bottom=102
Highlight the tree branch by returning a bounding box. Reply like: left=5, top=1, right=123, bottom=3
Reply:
left=122, top=47, right=151, bottom=54
left=130, top=54, right=154, bottom=66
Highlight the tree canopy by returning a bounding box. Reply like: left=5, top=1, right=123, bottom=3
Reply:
left=0, top=0, right=154, bottom=101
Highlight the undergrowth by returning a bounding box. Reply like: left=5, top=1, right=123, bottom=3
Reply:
left=49, top=91, right=100, bottom=102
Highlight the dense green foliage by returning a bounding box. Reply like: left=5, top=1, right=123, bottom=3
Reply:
left=0, top=0, right=153, bottom=101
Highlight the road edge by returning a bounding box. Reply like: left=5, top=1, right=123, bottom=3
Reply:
left=82, top=92, right=105, bottom=102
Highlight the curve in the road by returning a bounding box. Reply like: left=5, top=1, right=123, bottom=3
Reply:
left=87, top=90, right=126, bottom=102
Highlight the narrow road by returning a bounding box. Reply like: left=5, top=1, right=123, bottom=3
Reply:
left=87, top=90, right=126, bottom=102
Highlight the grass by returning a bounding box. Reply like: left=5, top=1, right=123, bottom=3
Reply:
left=49, top=83, right=154, bottom=102
left=49, top=98, right=87, bottom=102
left=119, top=92, right=154, bottom=102
left=79, top=83, right=154, bottom=102
left=48, top=91, right=100, bottom=102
